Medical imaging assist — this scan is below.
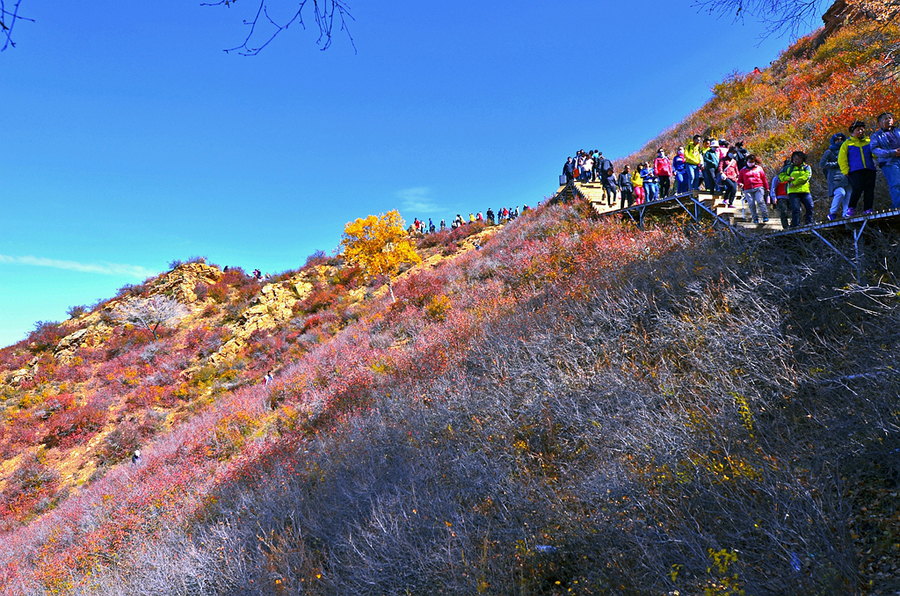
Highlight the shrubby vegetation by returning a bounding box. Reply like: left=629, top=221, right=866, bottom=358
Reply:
left=0, top=17, right=898, bottom=596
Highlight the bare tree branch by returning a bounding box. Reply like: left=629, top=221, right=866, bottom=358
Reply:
left=113, top=295, right=190, bottom=341
left=0, top=1, right=354, bottom=55
left=0, top=0, right=34, bottom=52
left=201, top=0, right=356, bottom=56
left=692, top=0, right=827, bottom=37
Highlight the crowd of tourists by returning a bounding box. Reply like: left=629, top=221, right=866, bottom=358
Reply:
left=409, top=205, right=530, bottom=235
left=562, top=111, right=900, bottom=228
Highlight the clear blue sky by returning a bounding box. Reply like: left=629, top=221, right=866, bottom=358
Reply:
left=1, top=1, right=825, bottom=348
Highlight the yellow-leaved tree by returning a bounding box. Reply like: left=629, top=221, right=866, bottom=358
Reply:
left=341, top=210, right=421, bottom=302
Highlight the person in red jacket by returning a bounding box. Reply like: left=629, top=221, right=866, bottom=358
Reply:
left=738, top=154, right=770, bottom=224
left=653, top=148, right=673, bottom=198
left=771, top=158, right=791, bottom=229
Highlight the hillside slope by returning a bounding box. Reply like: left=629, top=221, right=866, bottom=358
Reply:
left=1, top=16, right=900, bottom=596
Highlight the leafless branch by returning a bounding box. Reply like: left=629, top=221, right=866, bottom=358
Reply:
left=202, top=0, right=356, bottom=56
left=113, top=295, right=190, bottom=341
left=0, top=0, right=33, bottom=52
left=692, top=0, right=826, bottom=37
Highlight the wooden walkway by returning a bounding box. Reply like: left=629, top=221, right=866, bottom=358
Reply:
left=554, top=180, right=900, bottom=281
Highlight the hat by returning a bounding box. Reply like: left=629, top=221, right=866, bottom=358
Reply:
left=710, top=140, right=719, bottom=148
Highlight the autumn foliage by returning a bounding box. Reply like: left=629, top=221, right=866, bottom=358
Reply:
left=0, top=16, right=899, bottom=596
left=341, top=210, right=422, bottom=301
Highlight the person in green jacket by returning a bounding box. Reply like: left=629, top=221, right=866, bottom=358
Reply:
left=778, top=150, right=814, bottom=227
left=702, top=139, right=721, bottom=192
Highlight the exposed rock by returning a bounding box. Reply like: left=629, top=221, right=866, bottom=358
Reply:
left=822, top=0, right=896, bottom=38
left=151, top=262, right=223, bottom=304
left=54, top=325, right=113, bottom=365
left=206, top=274, right=314, bottom=366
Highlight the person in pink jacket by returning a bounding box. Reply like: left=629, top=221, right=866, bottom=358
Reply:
left=654, top=149, right=674, bottom=198
left=718, top=150, right=741, bottom=208
left=738, top=154, right=770, bottom=224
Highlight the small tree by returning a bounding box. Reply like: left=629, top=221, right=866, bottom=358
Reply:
left=341, top=210, right=421, bottom=302
left=113, top=295, right=189, bottom=341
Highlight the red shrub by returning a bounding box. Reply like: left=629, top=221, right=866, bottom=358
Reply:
left=41, top=401, right=107, bottom=449
left=25, top=321, right=66, bottom=354
left=0, top=454, right=61, bottom=528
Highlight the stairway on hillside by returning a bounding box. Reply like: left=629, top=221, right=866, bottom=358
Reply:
left=707, top=192, right=783, bottom=233
left=570, top=182, right=783, bottom=234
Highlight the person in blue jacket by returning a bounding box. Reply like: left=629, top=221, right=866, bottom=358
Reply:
left=672, top=147, right=689, bottom=193
left=640, top=163, right=659, bottom=202
left=562, top=157, right=576, bottom=184
left=819, top=132, right=850, bottom=220
left=870, top=112, right=900, bottom=209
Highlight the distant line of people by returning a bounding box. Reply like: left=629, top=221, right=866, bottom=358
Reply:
left=560, top=111, right=900, bottom=229
left=409, top=205, right=530, bottom=235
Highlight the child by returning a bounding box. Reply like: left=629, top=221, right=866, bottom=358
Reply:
left=632, top=165, right=646, bottom=205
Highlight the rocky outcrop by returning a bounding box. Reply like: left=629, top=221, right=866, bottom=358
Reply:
left=822, top=0, right=896, bottom=38
left=151, top=262, right=223, bottom=303
left=207, top=274, right=315, bottom=366
left=53, top=325, right=112, bottom=365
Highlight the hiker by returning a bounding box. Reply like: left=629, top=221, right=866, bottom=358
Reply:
left=839, top=120, right=877, bottom=216
left=820, top=132, right=850, bottom=220
left=702, top=139, right=721, bottom=192
left=591, top=149, right=602, bottom=182
left=738, top=154, right=770, bottom=224
left=640, top=163, right=659, bottom=202
left=719, top=149, right=740, bottom=208
left=618, top=165, right=634, bottom=209
left=476, top=212, right=483, bottom=222
left=264, top=370, right=274, bottom=385
left=429, top=218, right=436, bottom=233
left=734, top=141, right=750, bottom=170
left=132, top=450, right=142, bottom=465
left=654, top=148, right=673, bottom=197
left=779, top=150, right=814, bottom=226
left=440, top=219, right=446, bottom=231
left=582, top=153, right=594, bottom=183
left=772, top=158, right=792, bottom=229
left=563, top=157, right=576, bottom=184
left=597, top=152, right=614, bottom=203
left=717, top=139, right=730, bottom=163
left=870, top=112, right=900, bottom=209
left=673, top=147, right=689, bottom=193
left=631, top=166, right=646, bottom=205
left=603, top=170, right=619, bottom=206
left=684, top=135, right=704, bottom=190
left=486, top=208, right=495, bottom=225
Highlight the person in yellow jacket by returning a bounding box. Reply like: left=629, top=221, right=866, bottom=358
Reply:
left=778, top=150, right=813, bottom=227
left=838, top=120, right=878, bottom=216
left=684, top=134, right=704, bottom=190
left=631, top=166, right=646, bottom=204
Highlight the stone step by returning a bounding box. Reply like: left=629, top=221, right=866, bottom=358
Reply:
left=735, top=220, right=784, bottom=232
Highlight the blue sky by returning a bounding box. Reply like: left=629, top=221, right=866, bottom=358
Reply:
left=0, top=1, right=825, bottom=348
